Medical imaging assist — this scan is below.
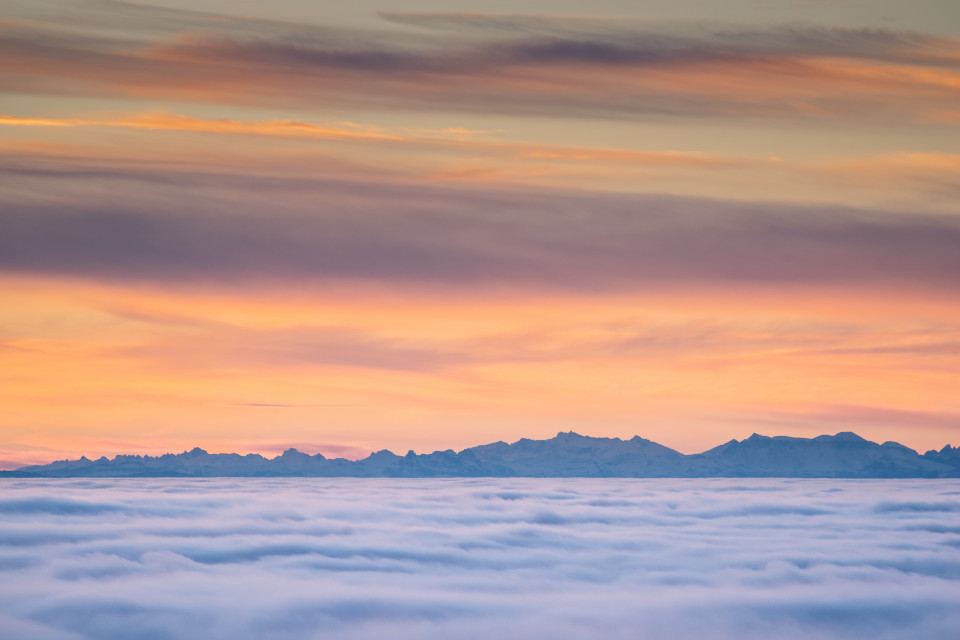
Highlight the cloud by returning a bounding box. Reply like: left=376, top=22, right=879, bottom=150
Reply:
left=1, top=153, right=959, bottom=293
left=0, top=114, right=411, bottom=142
left=808, top=342, right=960, bottom=356
left=0, top=113, right=724, bottom=165
left=426, top=17, right=957, bottom=73
left=381, top=14, right=960, bottom=66
left=759, top=405, right=960, bottom=433
left=3, top=5, right=958, bottom=122
left=228, top=403, right=338, bottom=408
left=106, top=325, right=478, bottom=372
left=0, top=497, right=127, bottom=516
left=0, top=478, right=958, bottom=639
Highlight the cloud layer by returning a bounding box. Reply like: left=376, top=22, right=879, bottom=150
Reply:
left=1, top=478, right=959, bottom=639
left=4, top=2, right=959, bottom=122
left=3, top=153, right=960, bottom=292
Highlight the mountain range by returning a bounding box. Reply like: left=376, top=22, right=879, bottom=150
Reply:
left=3, top=432, right=959, bottom=478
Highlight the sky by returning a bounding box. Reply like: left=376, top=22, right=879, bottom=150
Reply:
left=1, top=478, right=959, bottom=639
left=1, top=0, right=959, bottom=468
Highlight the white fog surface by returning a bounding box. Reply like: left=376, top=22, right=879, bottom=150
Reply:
left=1, top=478, right=958, bottom=639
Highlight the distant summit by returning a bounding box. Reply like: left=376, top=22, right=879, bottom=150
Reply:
left=3, top=432, right=958, bottom=478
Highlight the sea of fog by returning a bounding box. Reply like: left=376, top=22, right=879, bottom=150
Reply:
left=1, top=479, right=958, bottom=640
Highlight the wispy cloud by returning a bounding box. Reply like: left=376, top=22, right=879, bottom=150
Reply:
left=3, top=6, right=958, bottom=122
left=0, top=113, right=496, bottom=142
left=760, top=404, right=960, bottom=433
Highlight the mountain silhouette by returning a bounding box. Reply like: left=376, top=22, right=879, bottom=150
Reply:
left=3, top=432, right=958, bottom=478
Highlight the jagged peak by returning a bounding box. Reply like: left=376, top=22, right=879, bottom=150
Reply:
left=925, top=444, right=958, bottom=457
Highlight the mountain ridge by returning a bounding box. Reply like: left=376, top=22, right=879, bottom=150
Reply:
left=3, top=431, right=959, bottom=478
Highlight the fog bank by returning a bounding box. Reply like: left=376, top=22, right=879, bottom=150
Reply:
left=1, top=478, right=958, bottom=639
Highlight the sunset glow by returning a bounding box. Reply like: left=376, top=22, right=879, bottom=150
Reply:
left=2, top=0, right=959, bottom=468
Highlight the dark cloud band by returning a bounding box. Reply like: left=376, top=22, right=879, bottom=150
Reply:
left=1, top=157, right=959, bottom=292
left=3, top=4, right=958, bottom=122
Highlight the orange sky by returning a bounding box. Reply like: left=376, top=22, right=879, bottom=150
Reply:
left=1, top=1, right=959, bottom=468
